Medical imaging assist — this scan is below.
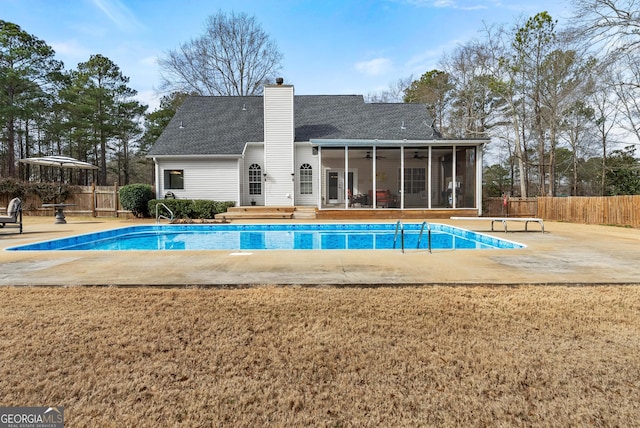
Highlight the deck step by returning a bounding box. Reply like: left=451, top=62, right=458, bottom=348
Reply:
left=214, top=206, right=317, bottom=221
left=292, top=206, right=317, bottom=219
left=226, top=206, right=296, bottom=213
left=214, top=211, right=294, bottom=220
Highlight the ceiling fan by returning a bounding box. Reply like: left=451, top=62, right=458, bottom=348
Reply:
left=413, top=151, right=428, bottom=159
left=365, top=151, right=386, bottom=159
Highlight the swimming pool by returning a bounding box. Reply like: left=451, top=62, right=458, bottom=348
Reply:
left=6, top=223, right=525, bottom=251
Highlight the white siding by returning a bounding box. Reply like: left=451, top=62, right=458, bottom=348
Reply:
left=264, top=85, right=294, bottom=206
left=294, top=142, right=318, bottom=206
left=157, top=158, right=240, bottom=203
left=243, top=144, right=265, bottom=205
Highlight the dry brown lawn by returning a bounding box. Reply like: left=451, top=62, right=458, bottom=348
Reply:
left=1, top=286, right=639, bottom=427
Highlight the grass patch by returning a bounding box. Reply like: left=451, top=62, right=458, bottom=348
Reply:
left=1, top=286, right=639, bottom=426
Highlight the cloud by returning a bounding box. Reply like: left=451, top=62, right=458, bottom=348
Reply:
left=91, top=0, right=143, bottom=31
left=136, top=89, right=160, bottom=111
left=393, top=0, right=490, bottom=11
left=139, top=55, right=158, bottom=67
left=50, top=40, right=93, bottom=66
left=354, top=58, right=394, bottom=76
left=395, top=0, right=566, bottom=12
left=404, top=38, right=463, bottom=74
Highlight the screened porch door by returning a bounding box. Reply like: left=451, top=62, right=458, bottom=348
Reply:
left=326, top=171, right=353, bottom=205
left=327, top=171, right=339, bottom=203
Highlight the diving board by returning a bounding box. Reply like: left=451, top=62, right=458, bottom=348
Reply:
left=450, top=217, right=544, bottom=233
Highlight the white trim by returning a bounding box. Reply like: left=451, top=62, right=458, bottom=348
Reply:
left=372, top=147, right=377, bottom=207
left=153, top=157, right=160, bottom=199
left=148, top=154, right=242, bottom=159
left=400, top=146, right=405, bottom=208
left=311, top=138, right=488, bottom=146
left=317, top=147, right=323, bottom=208
left=344, top=147, right=349, bottom=209
left=452, top=147, right=457, bottom=209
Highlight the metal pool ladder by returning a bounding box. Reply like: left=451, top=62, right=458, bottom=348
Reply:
left=394, top=220, right=432, bottom=253
left=155, top=203, right=174, bottom=224
left=393, top=220, right=405, bottom=252
left=417, top=221, right=432, bottom=253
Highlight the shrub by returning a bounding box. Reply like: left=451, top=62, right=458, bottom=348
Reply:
left=119, top=184, right=154, bottom=217
left=148, top=199, right=235, bottom=220
left=0, top=178, right=26, bottom=199
left=0, top=178, right=73, bottom=204
left=32, top=182, right=72, bottom=203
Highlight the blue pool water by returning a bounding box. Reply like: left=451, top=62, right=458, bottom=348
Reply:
left=6, top=223, right=524, bottom=251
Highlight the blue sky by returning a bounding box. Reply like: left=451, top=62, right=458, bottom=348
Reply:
left=4, top=0, right=571, bottom=111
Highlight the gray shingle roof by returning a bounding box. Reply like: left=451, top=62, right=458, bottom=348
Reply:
left=148, top=95, right=439, bottom=156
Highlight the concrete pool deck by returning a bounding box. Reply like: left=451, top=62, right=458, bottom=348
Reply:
left=1, top=216, right=639, bottom=287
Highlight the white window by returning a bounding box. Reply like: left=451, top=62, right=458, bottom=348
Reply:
left=249, top=164, right=262, bottom=195
left=300, top=164, right=312, bottom=194
left=400, top=168, right=426, bottom=194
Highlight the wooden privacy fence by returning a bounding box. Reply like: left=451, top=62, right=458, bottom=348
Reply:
left=6, top=183, right=132, bottom=218
left=537, top=196, right=640, bottom=227
left=485, top=196, right=639, bottom=227
left=483, top=197, right=538, bottom=218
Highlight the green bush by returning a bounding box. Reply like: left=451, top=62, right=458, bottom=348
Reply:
left=119, top=184, right=154, bottom=217
left=148, top=199, right=235, bottom=220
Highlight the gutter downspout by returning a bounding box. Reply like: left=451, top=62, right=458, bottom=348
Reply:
left=153, top=157, right=160, bottom=199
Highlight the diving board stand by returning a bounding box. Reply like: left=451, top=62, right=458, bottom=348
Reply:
left=450, top=217, right=544, bottom=233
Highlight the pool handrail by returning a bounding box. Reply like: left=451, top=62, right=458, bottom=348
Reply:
left=155, top=203, right=174, bottom=224
left=417, top=221, right=432, bottom=253
left=393, top=220, right=405, bottom=253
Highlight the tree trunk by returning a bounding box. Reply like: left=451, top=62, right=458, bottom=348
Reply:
left=573, top=150, right=579, bottom=196
left=511, top=115, right=527, bottom=197
left=6, top=117, right=16, bottom=177
left=547, top=124, right=557, bottom=197
left=601, top=135, right=607, bottom=196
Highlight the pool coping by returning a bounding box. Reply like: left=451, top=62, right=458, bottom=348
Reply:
left=5, top=222, right=525, bottom=251
left=1, top=217, right=639, bottom=287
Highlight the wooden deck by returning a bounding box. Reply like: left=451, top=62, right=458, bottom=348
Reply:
left=215, top=206, right=295, bottom=221
left=216, top=206, right=478, bottom=221
left=316, top=208, right=478, bottom=220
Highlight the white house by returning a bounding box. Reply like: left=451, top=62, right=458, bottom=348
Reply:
left=148, top=79, right=487, bottom=214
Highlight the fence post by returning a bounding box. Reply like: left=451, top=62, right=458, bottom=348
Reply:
left=92, top=182, right=97, bottom=217
left=114, top=181, right=118, bottom=217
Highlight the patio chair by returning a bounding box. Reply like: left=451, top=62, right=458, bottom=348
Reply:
left=372, top=189, right=397, bottom=208
left=0, top=197, right=23, bottom=233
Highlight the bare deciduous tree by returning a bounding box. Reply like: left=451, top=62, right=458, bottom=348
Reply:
left=404, top=70, right=453, bottom=135
left=571, top=0, right=640, bottom=57
left=158, top=11, right=283, bottom=96
left=365, top=77, right=413, bottom=103
left=441, top=39, right=506, bottom=139
left=614, top=55, right=640, bottom=144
